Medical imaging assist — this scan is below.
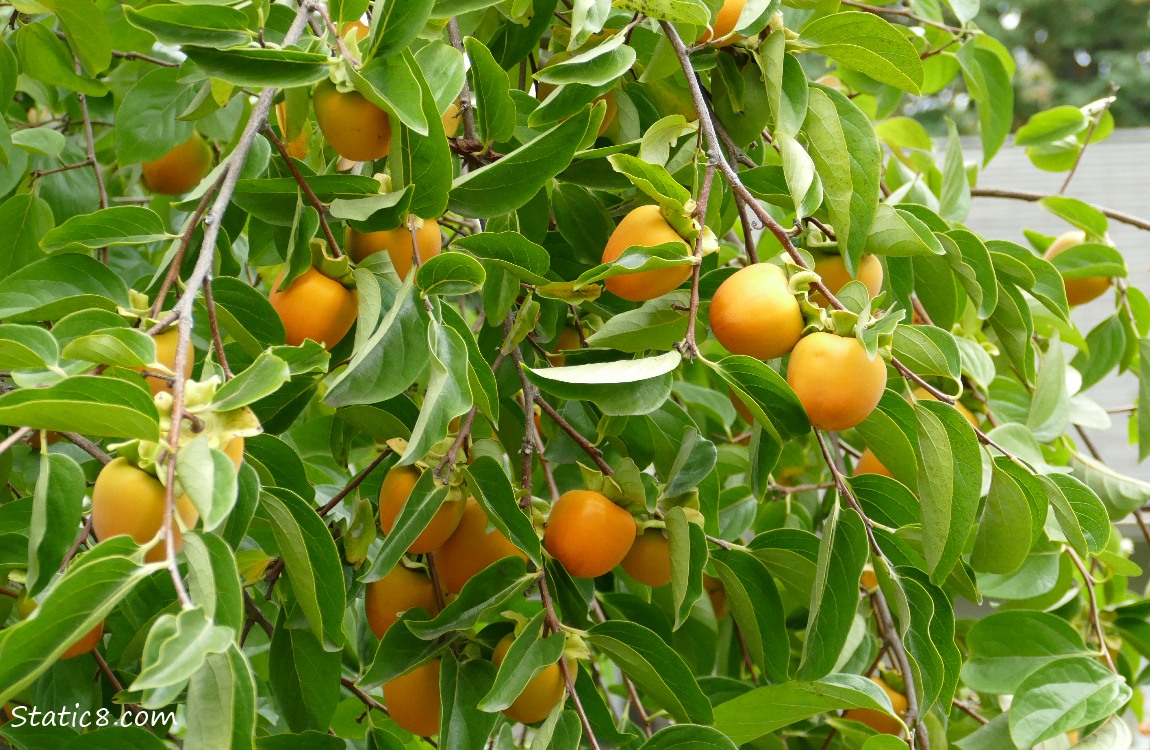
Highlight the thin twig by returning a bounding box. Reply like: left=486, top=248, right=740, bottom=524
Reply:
left=679, top=162, right=715, bottom=359
left=951, top=698, right=989, bottom=725
left=75, top=55, right=108, bottom=261
left=815, top=430, right=927, bottom=750
left=840, top=0, right=970, bottom=34
left=342, top=676, right=390, bottom=716
left=1060, top=91, right=1116, bottom=195
left=446, top=18, right=479, bottom=143
left=971, top=188, right=1150, bottom=233
left=306, top=1, right=360, bottom=66
left=60, top=516, right=94, bottom=571
left=536, top=396, right=613, bottom=476
left=263, top=124, right=343, bottom=258
left=317, top=449, right=393, bottom=517
left=0, top=427, right=32, bottom=456
left=159, top=2, right=315, bottom=610
left=150, top=175, right=226, bottom=320
left=91, top=650, right=146, bottom=719
left=1067, top=547, right=1116, bottom=673
left=202, top=277, right=232, bottom=378
left=112, top=49, right=178, bottom=67
left=539, top=574, right=602, bottom=750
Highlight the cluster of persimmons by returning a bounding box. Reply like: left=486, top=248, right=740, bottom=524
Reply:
left=28, top=2, right=1119, bottom=738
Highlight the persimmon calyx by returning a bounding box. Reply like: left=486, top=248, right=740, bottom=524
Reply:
left=310, top=238, right=355, bottom=286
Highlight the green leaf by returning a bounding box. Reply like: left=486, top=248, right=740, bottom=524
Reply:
left=359, top=470, right=449, bottom=583
left=0, top=254, right=129, bottom=322
left=1141, top=339, right=1150, bottom=462
left=776, top=132, right=822, bottom=218
left=416, top=253, right=486, bottom=296
left=367, top=0, right=433, bottom=59
left=865, top=204, right=945, bottom=257
left=207, top=276, right=287, bottom=355
left=183, top=46, right=331, bottom=88
left=212, top=352, right=292, bottom=411
left=185, top=645, right=257, bottom=750
left=587, top=620, right=713, bottom=724
left=268, top=619, right=341, bottom=733
left=969, top=461, right=1035, bottom=575
left=712, top=674, right=900, bottom=745
left=961, top=611, right=1087, bottom=694
left=454, top=231, right=550, bottom=284
left=51, top=0, right=111, bottom=74
left=1009, top=657, right=1132, bottom=748
left=803, top=87, right=881, bottom=265
left=183, top=532, right=244, bottom=633
left=639, top=725, right=738, bottom=750
left=25, top=453, right=84, bottom=596
left=391, top=51, right=453, bottom=220
left=465, top=37, right=516, bottom=144
left=324, top=274, right=429, bottom=408
left=0, top=542, right=159, bottom=704
left=891, top=325, right=961, bottom=387
left=449, top=109, right=593, bottom=217
left=536, top=35, right=636, bottom=87
left=439, top=657, right=500, bottom=750
left=1015, top=105, right=1088, bottom=147
left=353, top=54, right=429, bottom=136
left=116, top=68, right=200, bottom=165
left=176, top=439, right=239, bottom=533
left=915, top=400, right=981, bottom=583
left=0, top=324, right=59, bottom=371
left=463, top=456, right=541, bottom=566
left=0, top=193, right=53, bottom=277
left=666, top=507, right=706, bottom=629
left=797, top=505, right=868, bottom=679
left=124, top=4, right=252, bottom=48
left=524, top=351, right=680, bottom=417
left=706, top=356, right=810, bottom=441
left=1028, top=338, right=1070, bottom=441
left=798, top=13, right=923, bottom=94
left=710, top=548, right=789, bottom=683
left=607, top=153, right=692, bottom=209
left=0, top=376, right=158, bottom=440
left=957, top=43, right=1014, bottom=164
left=41, top=207, right=172, bottom=251
left=400, top=319, right=473, bottom=463
left=407, top=556, right=532, bottom=639
left=478, top=611, right=564, bottom=712
left=939, top=119, right=970, bottom=222
left=1039, top=196, right=1109, bottom=239
left=16, top=22, right=107, bottom=97
left=574, top=241, right=693, bottom=289
left=11, top=127, right=66, bottom=158
left=132, top=608, right=233, bottom=700
left=61, top=327, right=156, bottom=369
left=261, top=487, right=346, bottom=650
left=585, top=292, right=690, bottom=353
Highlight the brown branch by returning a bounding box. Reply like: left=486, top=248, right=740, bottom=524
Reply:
left=317, top=449, right=393, bottom=517
left=840, top=0, right=970, bottom=34
left=0, top=427, right=32, bottom=456
left=591, top=600, right=653, bottom=735
left=971, top=188, right=1150, bottom=233
left=446, top=18, right=479, bottom=144
left=158, top=2, right=316, bottom=609
left=1067, top=547, right=1116, bottom=673
left=202, top=277, right=232, bottom=378
left=306, top=1, right=360, bottom=67
left=1060, top=90, right=1116, bottom=195
left=91, top=650, right=146, bottom=719
left=814, top=430, right=928, bottom=750
left=243, top=591, right=274, bottom=638
left=540, top=573, right=602, bottom=750
left=149, top=174, right=226, bottom=321
left=536, top=396, right=613, bottom=476
left=112, top=49, right=178, bottom=67
left=263, top=124, right=343, bottom=258
left=60, top=516, right=94, bottom=571
left=342, top=676, right=389, bottom=716
left=679, top=162, right=715, bottom=359
left=951, top=698, right=989, bottom=725
left=29, top=159, right=93, bottom=181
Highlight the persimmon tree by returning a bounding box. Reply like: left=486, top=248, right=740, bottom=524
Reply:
left=0, top=1, right=1148, bottom=749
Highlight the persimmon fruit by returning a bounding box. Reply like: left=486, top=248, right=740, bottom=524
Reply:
left=364, top=564, right=439, bottom=639
left=704, top=575, right=728, bottom=618
left=710, top=263, right=803, bottom=360
left=544, top=490, right=636, bottom=579
left=140, top=328, right=195, bottom=397
left=91, top=458, right=198, bottom=563
left=602, top=205, right=691, bottom=302
left=1043, top=230, right=1112, bottom=306
left=141, top=133, right=212, bottom=195
left=346, top=218, right=441, bottom=279
left=435, top=498, right=526, bottom=593
left=492, top=634, right=567, bottom=724
left=853, top=449, right=894, bottom=478
left=269, top=266, right=358, bottom=350
left=812, top=253, right=883, bottom=306
left=911, top=387, right=979, bottom=427
left=442, top=100, right=463, bottom=138
left=536, top=50, right=618, bottom=137
left=787, top=332, right=887, bottom=431
left=61, top=622, right=104, bottom=659
left=843, top=676, right=907, bottom=735
left=698, top=0, right=746, bottom=46
left=383, top=659, right=441, bottom=737
left=378, top=465, right=466, bottom=554
left=313, top=78, right=391, bottom=162
left=621, top=528, right=672, bottom=587
left=548, top=326, right=583, bottom=366
left=275, top=102, right=310, bottom=160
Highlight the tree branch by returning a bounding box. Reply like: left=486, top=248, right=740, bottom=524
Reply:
left=679, top=161, right=715, bottom=359
left=1067, top=547, right=1116, bottom=673
left=263, top=124, right=344, bottom=258
left=971, top=188, right=1150, bottom=233
left=446, top=18, right=479, bottom=144
left=539, top=573, right=602, bottom=750
left=840, top=0, right=970, bottom=34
